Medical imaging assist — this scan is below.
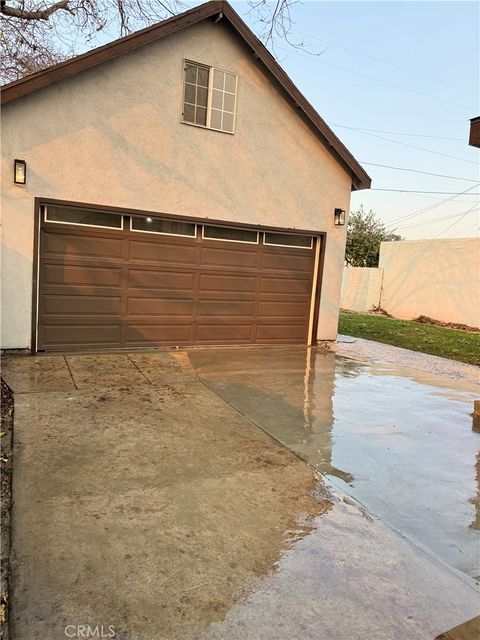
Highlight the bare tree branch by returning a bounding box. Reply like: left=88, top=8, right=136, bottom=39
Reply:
left=1, top=0, right=71, bottom=20
left=0, top=0, right=311, bottom=85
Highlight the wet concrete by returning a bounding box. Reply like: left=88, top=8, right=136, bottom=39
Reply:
left=6, top=360, right=326, bottom=640
left=335, top=334, right=479, bottom=384
left=199, top=496, right=478, bottom=640
left=2, top=349, right=480, bottom=639
left=1, top=355, right=75, bottom=392
left=187, top=347, right=480, bottom=581
left=65, top=354, right=152, bottom=390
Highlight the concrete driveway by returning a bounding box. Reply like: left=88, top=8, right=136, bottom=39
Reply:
left=2, top=348, right=479, bottom=640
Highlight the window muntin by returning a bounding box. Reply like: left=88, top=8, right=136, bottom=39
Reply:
left=130, top=217, right=196, bottom=237
left=44, top=206, right=123, bottom=229
left=183, top=62, right=209, bottom=126
left=203, top=225, right=258, bottom=244
left=183, top=61, right=238, bottom=134
left=209, top=69, right=237, bottom=134
left=264, top=232, right=313, bottom=249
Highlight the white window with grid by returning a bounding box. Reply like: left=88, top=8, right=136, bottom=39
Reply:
left=183, top=61, right=238, bottom=134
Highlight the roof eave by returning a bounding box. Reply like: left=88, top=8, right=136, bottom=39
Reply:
left=1, top=0, right=371, bottom=191
left=1, top=1, right=224, bottom=105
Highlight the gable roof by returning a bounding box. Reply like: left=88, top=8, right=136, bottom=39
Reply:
left=1, top=1, right=371, bottom=190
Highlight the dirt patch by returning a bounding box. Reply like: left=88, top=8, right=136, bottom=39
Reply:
left=434, top=615, right=480, bottom=640
left=0, top=378, right=13, bottom=640
left=370, top=306, right=392, bottom=317
left=413, top=315, right=479, bottom=333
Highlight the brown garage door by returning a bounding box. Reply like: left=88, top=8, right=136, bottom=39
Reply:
left=37, top=205, right=319, bottom=351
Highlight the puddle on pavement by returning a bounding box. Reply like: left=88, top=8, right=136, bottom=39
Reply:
left=199, top=494, right=479, bottom=640
left=187, top=346, right=480, bottom=581
left=8, top=348, right=480, bottom=639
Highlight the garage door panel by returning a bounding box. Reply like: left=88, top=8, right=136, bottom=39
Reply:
left=260, top=276, right=312, bottom=294
left=256, top=324, right=308, bottom=341
left=193, top=291, right=254, bottom=301
left=125, top=290, right=199, bottom=300
left=126, top=324, right=193, bottom=345
left=38, top=315, right=123, bottom=325
left=261, top=251, right=313, bottom=273
left=42, top=264, right=123, bottom=288
left=258, top=301, right=309, bottom=318
left=42, top=232, right=124, bottom=260
left=128, top=239, right=196, bottom=265
left=127, top=297, right=195, bottom=316
left=256, top=316, right=306, bottom=325
left=199, top=273, right=256, bottom=293
left=196, top=316, right=257, bottom=325
left=200, top=246, right=258, bottom=269
left=196, top=324, right=253, bottom=342
left=39, top=324, right=122, bottom=347
left=41, top=294, right=122, bottom=315
left=128, top=269, right=195, bottom=291
left=198, top=300, right=255, bottom=317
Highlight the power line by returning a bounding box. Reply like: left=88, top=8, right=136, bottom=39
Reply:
left=359, top=162, right=479, bottom=182
left=329, top=124, right=478, bottom=165
left=334, top=127, right=465, bottom=141
left=388, top=183, right=480, bottom=225
left=390, top=185, right=480, bottom=225
left=397, top=209, right=480, bottom=230
left=434, top=203, right=479, bottom=238
left=275, top=46, right=476, bottom=111
left=452, top=222, right=479, bottom=236
left=398, top=211, right=479, bottom=230
left=371, top=188, right=480, bottom=194
left=385, top=192, right=480, bottom=203
left=295, top=31, right=477, bottom=95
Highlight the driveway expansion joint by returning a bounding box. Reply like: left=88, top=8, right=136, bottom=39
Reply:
left=63, top=354, right=78, bottom=390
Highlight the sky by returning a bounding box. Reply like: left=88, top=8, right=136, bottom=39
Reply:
left=231, top=1, right=479, bottom=240
left=65, top=1, right=480, bottom=239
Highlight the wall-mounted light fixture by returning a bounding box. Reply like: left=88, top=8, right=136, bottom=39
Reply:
left=334, top=208, right=346, bottom=226
left=14, top=159, right=26, bottom=185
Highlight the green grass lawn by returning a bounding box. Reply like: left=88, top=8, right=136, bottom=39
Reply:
left=338, top=311, right=480, bottom=366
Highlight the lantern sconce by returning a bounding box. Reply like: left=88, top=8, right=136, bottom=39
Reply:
left=14, top=159, right=26, bottom=185
left=334, top=208, right=346, bottom=226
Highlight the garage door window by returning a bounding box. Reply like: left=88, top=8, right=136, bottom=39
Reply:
left=264, top=232, right=313, bottom=249
left=203, top=225, right=258, bottom=243
left=131, top=217, right=196, bottom=237
left=45, top=205, right=123, bottom=229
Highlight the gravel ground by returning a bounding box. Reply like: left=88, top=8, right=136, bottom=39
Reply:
left=335, top=335, right=479, bottom=385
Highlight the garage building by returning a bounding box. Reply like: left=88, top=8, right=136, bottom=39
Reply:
left=1, top=1, right=370, bottom=353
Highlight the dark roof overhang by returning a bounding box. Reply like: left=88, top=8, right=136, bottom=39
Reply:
left=1, top=1, right=371, bottom=190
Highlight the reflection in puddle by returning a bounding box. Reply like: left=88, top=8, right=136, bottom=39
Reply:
left=200, top=494, right=479, bottom=640
left=470, top=452, right=480, bottom=531
left=188, top=347, right=480, bottom=580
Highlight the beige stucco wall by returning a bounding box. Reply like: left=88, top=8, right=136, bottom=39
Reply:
left=340, top=267, right=383, bottom=313
left=1, top=19, right=353, bottom=349
left=379, top=238, right=480, bottom=328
